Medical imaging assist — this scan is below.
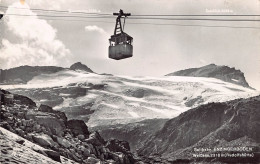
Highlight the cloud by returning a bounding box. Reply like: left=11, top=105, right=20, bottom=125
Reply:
left=0, top=2, right=71, bottom=69
left=199, top=59, right=207, bottom=64
left=85, top=25, right=106, bottom=34
left=25, top=0, right=66, bottom=9
left=69, top=9, right=101, bottom=13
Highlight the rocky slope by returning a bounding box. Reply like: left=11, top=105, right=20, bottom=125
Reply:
left=166, top=64, right=251, bottom=88
left=138, top=95, right=260, bottom=163
left=0, top=89, right=141, bottom=164
left=0, top=127, right=77, bottom=164
left=92, top=119, right=168, bottom=152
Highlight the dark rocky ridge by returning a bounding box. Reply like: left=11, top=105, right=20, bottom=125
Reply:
left=69, top=62, right=94, bottom=73
left=138, top=95, right=260, bottom=163
left=166, top=64, right=251, bottom=88
left=0, top=62, right=93, bottom=84
left=0, top=65, right=64, bottom=84
left=0, top=89, right=141, bottom=164
left=92, top=119, right=168, bottom=153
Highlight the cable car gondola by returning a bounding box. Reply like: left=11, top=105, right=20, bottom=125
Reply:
left=109, top=10, right=133, bottom=60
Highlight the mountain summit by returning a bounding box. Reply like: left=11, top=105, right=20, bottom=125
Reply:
left=69, top=62, right=93, bottom=73
left=166, top=64, right=251, bottom=88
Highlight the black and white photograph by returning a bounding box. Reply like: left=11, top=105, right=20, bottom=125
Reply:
left=0, top=0, right=260, bottom=163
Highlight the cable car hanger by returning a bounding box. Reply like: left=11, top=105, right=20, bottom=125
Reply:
left=113, top=9, right=130, bottom=35
left=109, top=9, right=133, bottom=60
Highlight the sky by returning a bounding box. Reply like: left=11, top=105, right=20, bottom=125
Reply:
left=0, top=0, right=260, bottom=90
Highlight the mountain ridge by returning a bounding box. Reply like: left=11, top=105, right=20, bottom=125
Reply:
left=0, top=62, right=93, bottom=84
left=138, top=95, right=260, bottom=163
left=1, top=63, right=259, bottom=163
left=166, top=64, right=251, bottom=88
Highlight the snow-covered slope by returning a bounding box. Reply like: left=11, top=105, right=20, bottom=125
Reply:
left=166, top=64, right=251, bottom=88
left=1, top=70, right=258, bottom=127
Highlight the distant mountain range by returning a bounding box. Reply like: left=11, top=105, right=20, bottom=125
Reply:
left=166, top=64, right=251, bottom=88
left=1, top=63, right=251, bottom=89
left=1, top=63, right=257, bottom=128
left=0, top=63, right=259, bottom=163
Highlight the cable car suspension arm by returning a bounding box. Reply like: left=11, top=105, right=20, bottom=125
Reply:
left=113, top=9, right=130, bottom=35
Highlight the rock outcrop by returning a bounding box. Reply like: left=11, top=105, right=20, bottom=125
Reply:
left=166, top=64, right=251, bottom=88
left=38, top=104, right=67, bottom=122
left=25, top=110, right=66, bottom=137
left=0, top=90, right=141, bottom=164
left=94, top=119, right=168, bottom=152
left=70, top=62, right=94, bottom=73
left=85, top=131, right=105, bottom=146
left=106, top=139, right=131, bottom=153
left=44, top=150, right=61, bottom=162
left=14, top=94, right=37, bottom=108
left=32, top=134, right=55, bottom=147
left=0, top=127, right=71, bottom=164
left=67, top=119, right=90, bottom=137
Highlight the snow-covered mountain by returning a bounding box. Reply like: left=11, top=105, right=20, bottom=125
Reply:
left=166, top=64, right=251, bottom=88
left=1, top=64, right=258, bottom=127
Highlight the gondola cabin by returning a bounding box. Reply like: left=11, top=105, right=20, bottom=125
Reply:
left=109, top=10, right=133, bottom=60
left=109, top=33, right=133, bottom=60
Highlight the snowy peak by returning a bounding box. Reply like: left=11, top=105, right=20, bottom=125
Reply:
left=69, top=62, right=93, bottom=73
left=166, top=64, right=251, bottom=88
